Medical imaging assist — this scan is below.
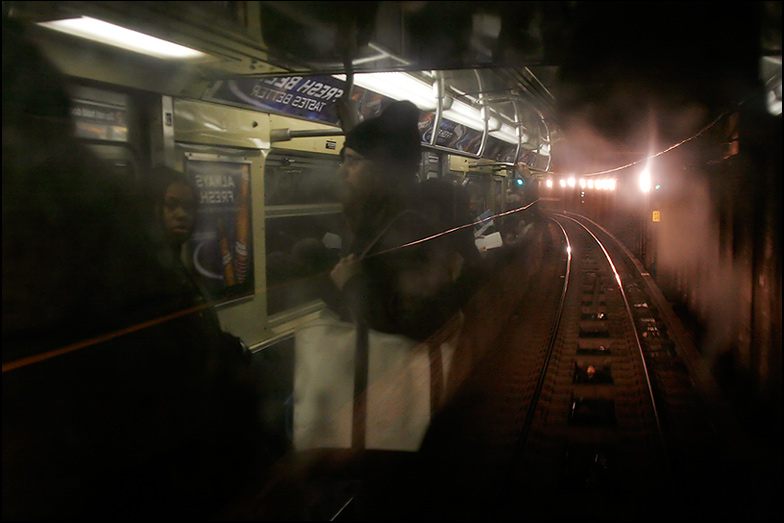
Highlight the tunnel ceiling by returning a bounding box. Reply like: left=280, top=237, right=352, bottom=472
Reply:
left=8, top=1, right=781, bottom=169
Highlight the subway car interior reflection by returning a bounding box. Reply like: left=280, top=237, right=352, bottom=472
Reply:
left=2, top=1, right=781, bottom=521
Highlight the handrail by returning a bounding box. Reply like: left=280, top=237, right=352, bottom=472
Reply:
left=430, top=72, right=445, bottom=147
left=513, top=100, right=522, bottom=166
left=270, top=128, right=344, bottom=142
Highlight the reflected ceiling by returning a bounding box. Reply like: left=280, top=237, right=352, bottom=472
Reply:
left=248, top=1, right=781, bottom=173
left=7, top=1, right=781, bottom=172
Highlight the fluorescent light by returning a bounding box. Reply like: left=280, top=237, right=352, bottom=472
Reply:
left=37, top=16, right=208, bottom=60
left=443, top=99, right=484, bottom=131
left=336, top=72, right=437, bottom=112
left=490, top=123, right=519, bottom=145
left=334, top=71, right=524, bottom=145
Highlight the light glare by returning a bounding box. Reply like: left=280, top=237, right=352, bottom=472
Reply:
left=341, top=72, right=437, bottom=112
left=489, top=123, right=520, bottom=145
left=37, top=17, right=208, bottom=60
left=640, top=167, right=652, bottom=193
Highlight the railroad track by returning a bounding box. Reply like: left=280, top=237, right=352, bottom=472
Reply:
left=497, top=212, right=742, bottom=520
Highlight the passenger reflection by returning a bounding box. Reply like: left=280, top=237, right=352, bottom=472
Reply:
left=294, top=100, right=473, bottom=485
left=145, top=165, right=229, bottom=327
left=2, top=18, right=265, bottom=520
left=328, top=100, right=465, bottom=342
left=149, top=166, right=198, bottom=269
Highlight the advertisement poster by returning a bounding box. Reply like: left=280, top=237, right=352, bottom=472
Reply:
left=71, top=99, right=128, bottom=142
left=420, top=114, right=483, bottom=155
left=185, top=158, right=254, bottom=304
left=485, top=137, right=517, bottom=163
left=203, top=74, right=398, bottom=128
left=203, top=75, right=347, bottom=126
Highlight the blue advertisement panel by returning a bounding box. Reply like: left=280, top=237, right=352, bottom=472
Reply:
left=185, top=158, right=254, bottom=304
left=203, top=75, right=346, bottom=126
left=425, top=117, right=483, bottom=155
left=350, top=86, right=390, bottom=121
left=485, top=136, right=517, bottom=163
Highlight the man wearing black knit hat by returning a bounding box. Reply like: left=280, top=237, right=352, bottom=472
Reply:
left=342, top=100, right=422, bottom=174
left=335, top=100, right=421, bottom=234
left=327, top=100, right=464, bottom=343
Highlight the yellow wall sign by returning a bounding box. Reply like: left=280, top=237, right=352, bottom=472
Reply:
left=652, top=210, right=661, bottom=222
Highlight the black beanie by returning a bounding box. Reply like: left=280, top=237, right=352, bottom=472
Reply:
left=343, top=100, right=422, bottom=175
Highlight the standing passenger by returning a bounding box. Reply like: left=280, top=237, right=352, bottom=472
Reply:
left=309, top=99, right=470, bottom=520
left=327, top=100, right=466, bottom=342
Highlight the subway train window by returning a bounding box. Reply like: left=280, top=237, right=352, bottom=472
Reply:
left=264, top=151, right=344, bottom=316
left=264, top=151, right=342, bottom=205
left=264, top=213, right=345, bottom=316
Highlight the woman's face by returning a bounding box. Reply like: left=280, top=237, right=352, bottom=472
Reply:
left=162, top=181, right=196, bottom=246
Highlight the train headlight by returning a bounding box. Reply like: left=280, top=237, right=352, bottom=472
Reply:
left=640, top=167, right=652, bottom=193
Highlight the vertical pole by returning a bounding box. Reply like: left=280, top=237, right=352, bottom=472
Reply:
left=431, top=72, right=444, bottom=146
left=475, top=70, right=488, bottom=158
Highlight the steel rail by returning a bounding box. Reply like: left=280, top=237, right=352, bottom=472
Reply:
left=557, top=213, right=671, bottom=471
left=502, top=217, right=572, bottom=491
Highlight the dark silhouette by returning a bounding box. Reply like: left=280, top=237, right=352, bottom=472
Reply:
left=2, top=17, right=266, bottom=520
